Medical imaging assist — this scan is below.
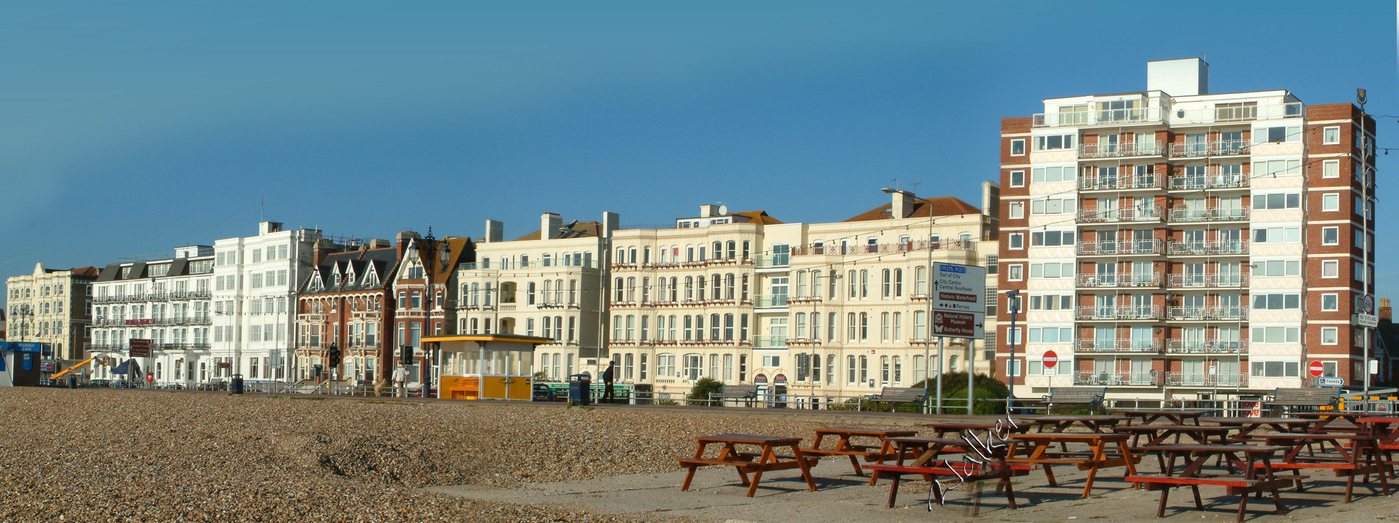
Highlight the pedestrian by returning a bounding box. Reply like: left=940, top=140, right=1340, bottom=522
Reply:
left=601, top=361, right=616, bottom=404
left=392, top=365, right=408, bottom=398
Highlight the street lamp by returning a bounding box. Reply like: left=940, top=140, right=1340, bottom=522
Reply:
left=884, top=186, right=938, bottom=413
left=413, top=228, right=452, bottom=398
left=1005, top=289, right=1020, bottom=413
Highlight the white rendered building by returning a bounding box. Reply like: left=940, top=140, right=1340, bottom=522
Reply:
left=90, top=246, right=215, bottom=385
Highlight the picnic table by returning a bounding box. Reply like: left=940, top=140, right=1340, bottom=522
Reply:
left=799, top=427, right=917, bottom=479
left=1023, top=415, right=1128, bottom=433
left=863, top=436, right=1028, bottom=509
left=1126, top=444, right=1292, bottom=523
left=924, top=420, right=1031, bottom=439
left=1255, top=432, right=1391, bottom=502
left=1357, top=417, right=1399, bottom=479
left=1112, top=408, right=1211, bottom=425
left=1287, top=411, right=1370, bottom=433
left=1006, top=432, right=1140, bottom=497
left=1115, top=424, right=1233, bottom=454
left=1200, top=417, right=1316, bottom=443
left=677, top=434, right=819, bottom=497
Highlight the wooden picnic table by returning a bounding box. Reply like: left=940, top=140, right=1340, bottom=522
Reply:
left=1115, top=424, right=1233, bottom=452
left=924, top=420, right=1032, bottom=438
left=1200, top=417, right=1316, bottom=443
left=1022, top=414, right=1128, bottom=433
left=1126, top=444, right=1292, bottom=523
left=1255, top=432, right=1391, bottom=503
left=1006, top=432, right=1140, bottom=497
left=799, top=427, right=917, bottom=478
left=1112, top=408, right=1211, bottom=425
left=1357, top=417, right=1399, bottom=479
left=864, top=436, right=1027, bottom=509
left=1287, top=411, right=1370, bottom=433
left=677, top=434, right=818, bottom=497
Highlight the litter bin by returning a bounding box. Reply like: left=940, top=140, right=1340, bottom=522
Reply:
left=568, top=373, right=591, bottom=406
left=533, top=383, right=556, bottom=402
left=230, top=374, right=244, bottom=395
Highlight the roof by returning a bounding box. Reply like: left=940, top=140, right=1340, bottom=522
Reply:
left=844, top=196, right=981, bottom=222
left=422, top=333, right=553, bottom=349
left=300, top=247, right=401, bottom=295
left=512, top=220, right=600, bottom=241
left=731, top=210, right=783, bottom=225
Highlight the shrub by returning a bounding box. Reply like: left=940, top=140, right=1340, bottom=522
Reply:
left=912, top=372, right=1010, bottom=415
left=688, top=378, right=725, bottom=406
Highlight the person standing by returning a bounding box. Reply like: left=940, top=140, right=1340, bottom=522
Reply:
left=601, top=361, right=616, bottom=404
left=392, top=364, right=408, bottom=398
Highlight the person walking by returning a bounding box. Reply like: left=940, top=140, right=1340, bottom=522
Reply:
left=392, top=364, right=408, bottom=398
left=601, top=361, right=616, bottom=404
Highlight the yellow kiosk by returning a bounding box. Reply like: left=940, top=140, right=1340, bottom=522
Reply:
left=423, top=334, right=551, bottom=401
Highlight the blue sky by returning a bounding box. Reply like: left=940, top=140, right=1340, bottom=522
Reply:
left=2, top=1, right=1396, bottom=309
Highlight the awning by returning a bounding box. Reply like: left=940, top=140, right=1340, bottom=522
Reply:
left=112, top=359, right=142, bottom=375
left=113, top=360, right=129, bottom=374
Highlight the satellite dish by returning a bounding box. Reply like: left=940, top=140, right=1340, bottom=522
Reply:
left=718, top=205, right=728, bottom=215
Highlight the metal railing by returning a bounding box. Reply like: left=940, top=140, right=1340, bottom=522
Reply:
left=1165, top=339, right=1248, bottom=354
left=1076, top=272, right=1162, bottom=288
left=754, top=294, right=789, bottom=308
left=1168, top=207, right=1249, bottom=223
left=1033, top=106, right=1164, bottom=128
left=752, top=335, right=788, bottom=349
left=791, top=238, right=977, bottom=257
left=1076, top=239, right=1164, bottom=256
left=1074, top=371, right=1163, bottom=386
left=1166, top=306, right=1247, bottom=321
left=755, top=254, right=790, bottom=268
left=1168, top=273, right=1248, bottom=288
left=1074, top=338, right=1162, bottom=353
left=1076, top=206, right=1164, bottom=223
left=1164, top=372, right=1248, bottom=388
left=1169, top=174, right=1250, bottom=191
left=1078, top=172, right=1165, bottom=191
left=1079, top=140, right=1165, bottom=158
left=1166, top=241, right=1248, bottom=256
left=1170, top=140, right=1251, bottom=158
left=458, top=260, right=601, bottom=271
left=1076, top=305, right=1162, bottom=321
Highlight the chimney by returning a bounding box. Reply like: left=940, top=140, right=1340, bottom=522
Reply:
left=602, top=211, right=620, bottom=238
left=541, top=213, right=563, bottom=240
left=700, top=204, right=720, bottom=218
left=485, top=220, right=504, bottom=243
left=311, top=238, right=339, bottom=265
left=888, top=190, right=915, bottom=219
left=367, top=238, right=391, bottom=249
left=1381, top=298, right=1392, bottom=324
left=395, top=230, right=420, bottom=259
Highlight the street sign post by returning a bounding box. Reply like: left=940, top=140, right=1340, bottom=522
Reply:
left=931, top=262, right=986, bottom=340
left=1042, top=350, right=1058, bottom=369
left=1308, top=361, right=1324, bottom=378
left=129, top=339, right=151, bottom=358
left=1318, top=377, right=1345, bottom=387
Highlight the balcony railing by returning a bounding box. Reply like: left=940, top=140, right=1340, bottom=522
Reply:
left=1033, top=106, right=1164, bottom=128
left=755, top=254, right=790, bottom=268
left=1079, top=140, right=1166, bottom=158
left=1076, top=239, right=1164, bottom=256
left=1078, top=172, right=1166, bottom=191
left=1170, top=140, right=1251, bottom=158
left=1076, top=206, right=1164, bottom=224
left=753, top=335, right=788, bottom=349
left=1165, top=339, right=1248, bottom=354
left=458, top=260, right=601, bottom=271
left=1076, top=305, right=1162, bottom=321
left=754, top=294, right=789, bottom=309
left=1168, top=273, right=1248, bottom=288
left=1074, top=371, right=1164, bottom=387
left=1171, top=102, right=1302, bottom=126
left=1166, top=306, right=1247, bottom=321
left=1168, top=207, right=1249, bottom=223
left=1166, top=241, right=1248, bottom=256
left=1169, top=174, right=1250, bottom=191
left=790, top=239, right=976, bottom=257
left=1077, top=272, right=1162, bottom=288
left=1165, top=372, right=1248, bottom=388
left=1075, top=338, right=1162, bottom=353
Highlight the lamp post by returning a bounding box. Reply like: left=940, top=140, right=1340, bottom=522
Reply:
left=413, top=228, right=452, bottom=398
left=1006, top=289, right=1019, bottom=413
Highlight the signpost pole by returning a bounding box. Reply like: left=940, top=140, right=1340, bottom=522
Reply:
left=967, top=339, right=975, bottom=415
left=936, top=336, right=944, bottom=414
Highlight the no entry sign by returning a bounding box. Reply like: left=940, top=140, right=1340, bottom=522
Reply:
left=1043, top=350, right=1059, bottom=369
left=1308, top=360, right=1324, bottom=378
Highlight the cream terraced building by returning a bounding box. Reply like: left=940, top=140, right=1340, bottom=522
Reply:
left=5, top=263, right=98, bottom=377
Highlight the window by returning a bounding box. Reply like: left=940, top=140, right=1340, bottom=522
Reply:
left=1008, top=233, right=1024, bottom=250
left=1029, top=262, right=1073, bottom=278
left=1250, top=327, right=1300, bottom=343
left=682, top=354, right=701, bottom=381
left=762, top=354, right=781, bottom=368
left=1321, top=227, right=1339, bottom=246
left=1321, top=327, right=1338, bottom=345
left=1029, top=196, right=1075, bottom=215
left=1003, top=170, right=1028, bottom=191
left=1322, top=160, right=1340, bottom=178
left=1005, top=359, right=1022, bottom=377
left=1030, top=230, right=1075, bottom=247
left=1255, top=126, right=1301, bottom=144
left=1010, top=139, right=1025, bottom=156
left=1033, top=134, right=1075, bottom=151
left=657, top=354, right=676, bottom=378
left=1252, top=227, right=1300, bottom=244
left=1007, top=264, right=1024, bottom=281
left=1251, top=159, right=1301, bottom=177
left=1030, top=167, right=1075, bottom=184
left=1251, top=294, right=1301, bottom=310
left=1252, top=192, right=1301, bottom=210
left=1323, top=126, right=1340, bottom=145
left=1251, top=260, right=1300, bottom=277
left=1322, top=193, right=1340, bottom=212
left=1250, top=360, right=1300, bottom=378
left=1322, top=260, right=1339, bottom=278
left=1008, top=201, right=1024, bottom=219
left=1321, top=293, right=1338, bottom=311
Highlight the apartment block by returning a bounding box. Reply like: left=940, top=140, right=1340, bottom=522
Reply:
left=294, top=238, right=401, bottom=385
left=996, top=58, right=1378, bottom=401
left=391, top=231, right=474, bottom=387
left=89, top=246, right=214, bottom=385
left=5, top=263, right=98, bottom=376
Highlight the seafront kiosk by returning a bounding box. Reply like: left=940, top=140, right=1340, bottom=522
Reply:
left=423, top=334, right=551, bottom=401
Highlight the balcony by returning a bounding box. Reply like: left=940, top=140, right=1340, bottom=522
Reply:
left=1168, top=207, right=1249, bottom=223
left=1169, top=174, right=1249, bottom=191
left=1165, top=339, right=1248, bottom=355
left=1166, top=307, right=1247, bottom=322
left=1076, top=239, right=1165, bottom=256
left=1033, top=106, right=1164, bottom=128
left=1167, top=273, right=1248, bottom=289
left=1165, top=372, right=1248, bottom=388
left=755, top=254, right=790, bottom=268
left=1166, top=241, right=1248, bottom=256
left=1076, top=306, right=1162, bottom=321
left=1078, top=172, right=1166, bottom=191
left=1169, top=140, right=1251, bottom=158
left=1076, top=206, right=1164, bottom=224
left=1075, top=338, right=1162, bottom=354
left=1171, top=102, right=1302, bottom=126
left=792, top=238, right=976, bottom=257
left=754, top=294, right=789, bottom=309
left=753, top=335, right=788, bottom=349
left=1074, top=371, right=1164, bottom=387
left=1079, top=140, right=1166, bottom=159
left=1077, top=272, right=1162, bottom=289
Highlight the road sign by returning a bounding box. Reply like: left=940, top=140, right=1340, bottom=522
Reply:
left=1308, top=360, right=1325, bottom=378
left=1042, top=350, right=1059, bottom=369
left=146, top=372, right=154, bottom=383
left=1362, top=294, right=1375, bottom=314
left=1318, top=377, right=1345, bottom=387
left=1356, top=314, right=1379, bottom=328
left=930, top=262, right=987, bottom=340
left=129, top=339, right=151, bottom=358
left=932, top=310, right=983, bottom=339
